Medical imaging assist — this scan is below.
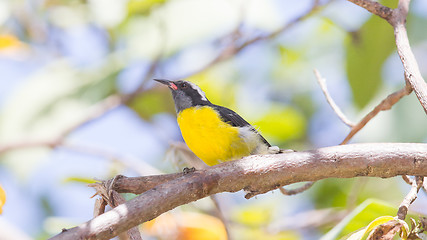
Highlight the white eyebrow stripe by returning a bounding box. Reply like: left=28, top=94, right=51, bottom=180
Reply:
left=188, top=82, right=207, bottom=101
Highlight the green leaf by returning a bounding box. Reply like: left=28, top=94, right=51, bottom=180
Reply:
left=321, top=199, right=407, bottom=240
left=345, top=14, right=395, bottom=108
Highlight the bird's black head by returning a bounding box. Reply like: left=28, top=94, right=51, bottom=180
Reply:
left=154, top=79, right=211, bottom=112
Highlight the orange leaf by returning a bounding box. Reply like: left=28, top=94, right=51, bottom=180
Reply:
left=0, top=34, right=24, bottom=50
left=0, top=184, right=6, bottom=214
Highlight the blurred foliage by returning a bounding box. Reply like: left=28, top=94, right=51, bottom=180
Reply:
left=254, top=104, right=306, bottom=144
left=129, top=88, right=176, bottom=119
left=231, top=203, right=300, bottom=239
left=232, top=203, right=274, bottom=227
left=127, top=0, right=168, bottom=16
left=312, top=179, right=355, bottom=209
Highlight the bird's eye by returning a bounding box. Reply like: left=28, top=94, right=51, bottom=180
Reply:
left=181, top=82, right=188, bottom=89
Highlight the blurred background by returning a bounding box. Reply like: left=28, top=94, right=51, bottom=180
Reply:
left=0, top=0, right=426, bottom=239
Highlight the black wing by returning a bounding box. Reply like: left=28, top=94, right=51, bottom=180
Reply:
left=212, top=105, right=271, bottom=147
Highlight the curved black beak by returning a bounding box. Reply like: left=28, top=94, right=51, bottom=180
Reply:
left=154, top=79, right=178, bottom=90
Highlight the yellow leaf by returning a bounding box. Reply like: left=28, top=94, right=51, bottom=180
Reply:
left=0, top=184, right=6, bottom=214
left=346, top=216, right=395, bottom=240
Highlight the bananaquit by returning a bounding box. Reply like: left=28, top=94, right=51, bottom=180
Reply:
left=154, top=79, right=279, bottom=166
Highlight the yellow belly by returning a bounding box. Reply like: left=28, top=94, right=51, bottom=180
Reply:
left=177, top=106, right=252, bottom=166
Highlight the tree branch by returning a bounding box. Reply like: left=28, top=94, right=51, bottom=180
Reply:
left=50, top=143, right=427, bottom=240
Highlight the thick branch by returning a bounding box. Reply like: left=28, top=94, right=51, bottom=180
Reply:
left=51, top=143, right=427, bottom=240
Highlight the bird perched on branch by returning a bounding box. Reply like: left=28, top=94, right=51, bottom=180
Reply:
left=155, top=79, right=280, bottom=166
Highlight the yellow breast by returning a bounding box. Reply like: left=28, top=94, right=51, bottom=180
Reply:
left=177, top=106, right=253, bottom=166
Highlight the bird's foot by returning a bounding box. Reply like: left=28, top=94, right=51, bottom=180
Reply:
left=268, top=146, right=296, bottom=154
left=183, top=167, right=196, bottom=175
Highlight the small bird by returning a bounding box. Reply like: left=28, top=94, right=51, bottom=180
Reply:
left=154, top=79, right=279, bottom=166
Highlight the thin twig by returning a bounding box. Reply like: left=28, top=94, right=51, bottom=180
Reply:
left=401, top=175, right=427, bottom=194
left=313, top=69, right=355, bottom=127
left=401, top=175, right=414, bottom=185
left=397, top=176, right=424, bottom=220
left=0, top=139, right=60, bottom=153
left=313, top=70, right=411, bottom=145
left=340, top=84, right=412, bottom=144
left=279, top=182, right=315, bottom=196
